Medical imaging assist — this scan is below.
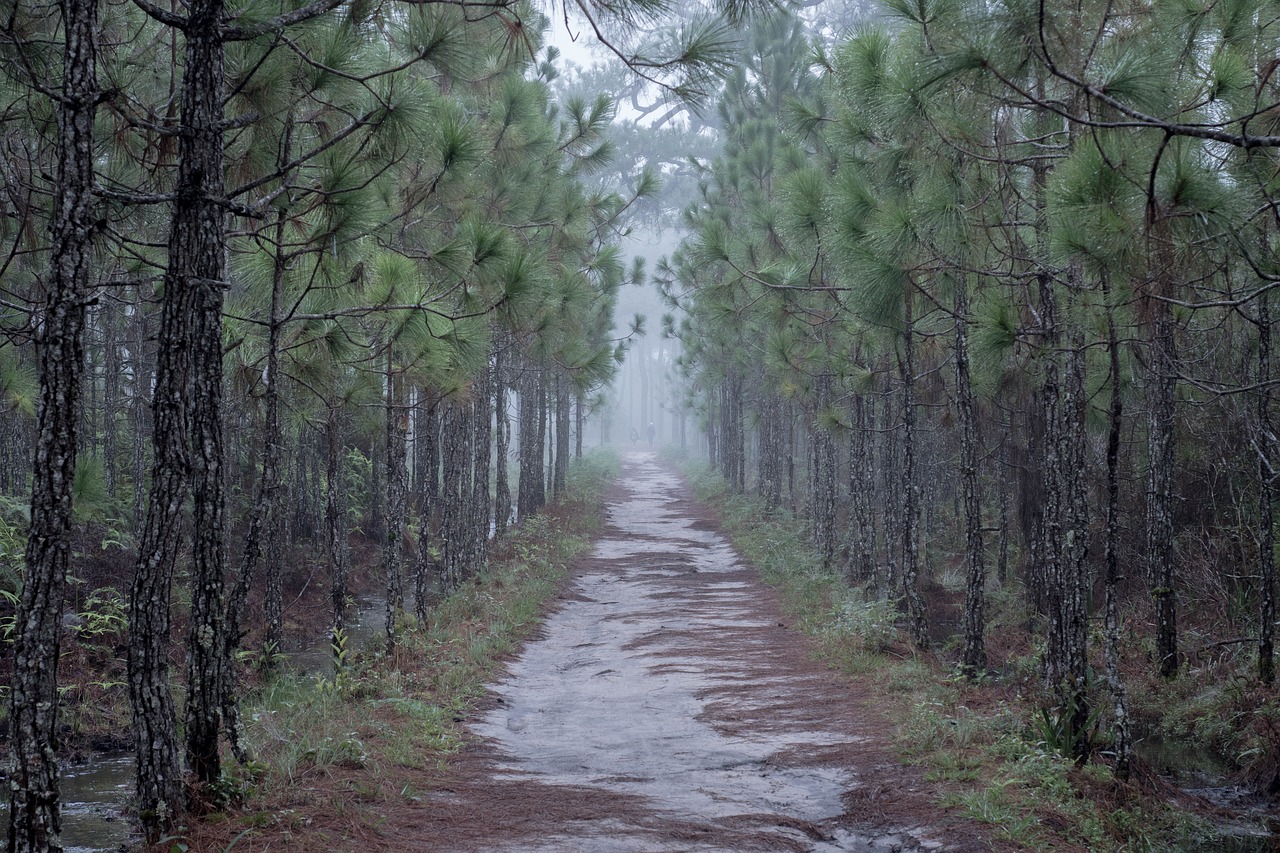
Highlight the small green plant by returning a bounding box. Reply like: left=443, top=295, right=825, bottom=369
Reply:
left=78, top=587, right=128, bottom=639
left=1037, top=685, right=1102, bottom=761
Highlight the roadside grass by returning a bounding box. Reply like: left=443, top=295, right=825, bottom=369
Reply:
left=681, top=458, right=1233, bottom=852
left=176, top=450, right=618, bottom=852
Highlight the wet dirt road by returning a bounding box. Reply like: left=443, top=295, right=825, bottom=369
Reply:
left=410, top=452, right=973, bottom=852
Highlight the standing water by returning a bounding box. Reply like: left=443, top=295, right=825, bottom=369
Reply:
left=0, top=596, right=389, bottom=851
left=0, top=750, right=136, bottom=852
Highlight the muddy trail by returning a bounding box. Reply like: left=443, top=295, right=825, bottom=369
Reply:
left=395, top=452, right=990, bottom=852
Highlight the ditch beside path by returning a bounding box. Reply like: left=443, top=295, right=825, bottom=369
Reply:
left=398, top=451, right=994, bottom=852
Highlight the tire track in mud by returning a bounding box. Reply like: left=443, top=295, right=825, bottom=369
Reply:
left=407, top=452, right=987, bottom=852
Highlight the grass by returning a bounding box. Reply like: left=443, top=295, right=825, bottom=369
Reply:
left=178, top=449, right=620, bottom=851
left=679, top=456, right=1243, bottom=852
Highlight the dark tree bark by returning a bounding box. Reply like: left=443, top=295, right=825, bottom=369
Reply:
left=129, top=286, right=152, bottom=539
left=326, top=403, right=350, bottom=641
left=384, top=364, right=408, bottom=651
left=440, top=395, right=472, bottom=589
left=879, top=392, right=900, bottom=599
left=553, top=372, right=569, bottom=498
left=130, top=0, right=237, bottom=830
left=101, top=300, right=120, bottom=498
left=517, top=360, right=544, bottom=520
left=414, top=388, right=438, bottom=512
left=1039, top=270, right=1090, bottom=758
left=471, top=358, right=493, bottom=569
left=494, top=345, right=511, bottom=538
left=812, top=374, right=838, bottom=570
left=997, top=429, right=1010, bottom=586
left=7, top=0, right=97, bottom=845
left=1104, top=294, right=1132, bottom=778
left=179, top=0, right=231, bottom=792
left=848, top=395, right=876, bottom=583
left=1147, top=299, right=1179, bottom=678
left=1258, top=291, right=1275, bottom=686
left=575, top=389, right=584, bottom=460
left=759, top=393, right=782, bottom=511
left=956, top=276, right=987, bottom=677
left=901, top=295, right=929, bottom=649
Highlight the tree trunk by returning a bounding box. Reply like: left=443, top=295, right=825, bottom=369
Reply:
left=1040, top=268, right=1091, bottom=758
left=494, top=346, right=510, bottom=538
left=575, top=389, right=584, bottom=460
left=129, top=286, right=151, bottom=539
left=384, top=364, right=407, bottom=651
left=1148, top=300, right=1179, bottom=678
left=813, top=375, right=837, bottom=570
left=470, top=358, right=493, bottom=572
left=553, top=372, right=569, bottom=497
left=181, top=0, right=230, bottom=789
left=956, top=276, right=987, bottom=677
left=1258, top=291, right=1275, bottom=686
left=218, top=202, right=288, bottom=763
left=7, top=0, right=97, bottom=844
left=441, top=395, right=472, bottom=589
left=901, top=295, right=929, bottom=649
left=849, top=395, right=876, bottom=583
left=1104, top=294, right=1132, bottom=778
left=997, top=430, right=1010, bottom=586
left=517, top=360, right=543, bottom=520
left=326, top=404, right=350, bottom=643
left=102, top=300, right=120, bottom=499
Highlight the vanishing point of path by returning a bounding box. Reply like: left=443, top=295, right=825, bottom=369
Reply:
left=403, top=452, right=992, bottom=852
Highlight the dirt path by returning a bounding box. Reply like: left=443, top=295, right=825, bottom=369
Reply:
left=401, top=452, right=993, bottom=852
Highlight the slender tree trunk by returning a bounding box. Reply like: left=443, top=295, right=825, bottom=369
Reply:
left=1040, top=268, right=1091, bottom=758
left=517, top=360, right=543, bottom=520
left=441, top=395, right=472, bottom=589
left=326, top=404, right=350, bottom=641
left=880, top=393, right=899, bottom=598
left=1104, top=294, right=1132, bottom=778
left=957, top=276, right=987, bottom=677
left=553, top=372, right=568, bottom=497
left=849, top=395, right=876, bottom=583
left=181, top=0, right=230, bottom=789
left=384, top=364, right=407, bottom=651
left=129, top=289, right=150, bottom=538
left=813, top=375, right=837, bottom=570
left=575, top=389, right=584, bottom=460
left=1148, top=300, right=1179, bottom=678
left=1258, top=291, right=1275, bottom=685
left=7, top=0, right=97, bottom=843
left=997, top=430, right=1010, bottom=586
left=901, top=295, right=929, bottom=649
left=471, top=358, right=492, bottom=571
left=494, top=347, right=511, bottom=538
left=102, top=301, right=119, bottom=498
left=218, top=205, right=287, bottom=763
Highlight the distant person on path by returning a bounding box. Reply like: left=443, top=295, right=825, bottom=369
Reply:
left=630, top=426, right=640, bottom=445
left=647, top=422, right=656, bottom=447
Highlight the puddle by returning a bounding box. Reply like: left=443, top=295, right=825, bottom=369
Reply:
left=0, top=751, right=136, bottom=852
left=287, top=594, right=387, bottom=676
left=0, top=595, right=390, bottom=850
left=1135, top=737, right=1278, bottom=847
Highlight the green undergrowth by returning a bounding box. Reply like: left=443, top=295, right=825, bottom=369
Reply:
left=681, top=457, right=1229, bottom=852
left=186, top=450, right=619, bottom=849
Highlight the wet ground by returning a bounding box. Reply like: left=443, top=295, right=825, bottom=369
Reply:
left=402, top=452, right=983, bottom=852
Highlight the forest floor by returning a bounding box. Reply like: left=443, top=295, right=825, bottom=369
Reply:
left=185, top=450, right=997, bottom=852
left=388, top=451, right=989, bottom=852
